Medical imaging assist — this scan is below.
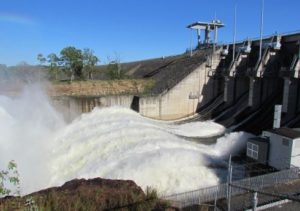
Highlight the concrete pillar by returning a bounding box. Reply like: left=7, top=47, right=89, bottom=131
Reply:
left=282, top=78, right=298, bottom=116
left=273, top=105, right=282, bottom=129
left=213, top=27, right=218, bottom=52
left=85, top=99, right=89, bottom=112
left=252, top=192, right=258, bottom=211
left=282, top=78, right=290, bottom=113
left=205, top=28, right=210, bottom=45
left=197, top=29, right=201, bottom=47
left=81, top=99, right=85, bottom=113
left=248, top=77, right=261, bottom=108
left=87, top=99, right=91, bottom=112
left=224, top=77, right=235, bottom=104
left=93, top=99, right=96, bottom=109
left=214, top=27, right=218, bottom=44
left=96, top=98, right=101, bottom=107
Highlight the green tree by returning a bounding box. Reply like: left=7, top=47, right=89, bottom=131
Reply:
left=106, top=54, right=124, bottom=80
left=37, top=53, right=46, bottom=65
left=107, top=61, right=120, bottom=79
left=47, top=53, right=61, bottom=80
left=37, top=54, right=47, bottom=81
left=60, top=46, right=83, bottom=81
left=0, top=160, right=20, bottom=197
left=82, top=48, right=99, bottom=80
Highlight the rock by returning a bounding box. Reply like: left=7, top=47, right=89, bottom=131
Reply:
left=0, top=177, right=170, bottom=211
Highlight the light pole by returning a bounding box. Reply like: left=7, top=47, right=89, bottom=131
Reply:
left=233, top=2, right=237, bottom=65
left=259, top=0, right=265, bottom=61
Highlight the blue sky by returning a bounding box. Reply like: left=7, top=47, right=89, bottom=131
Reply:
left=0, top=0, right=299, bottom=66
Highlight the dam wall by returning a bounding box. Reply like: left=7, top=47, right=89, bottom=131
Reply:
left=217, top=33, right=300, bottom=132
left=52, top=95, right=133, bottom=122
left=137, top=32, right=300, bottom=131
left=139, top=63, right=207, bottom=120
left=50, top=32, right=300, bottom=132
left=139, top=50, right=223, bottom=120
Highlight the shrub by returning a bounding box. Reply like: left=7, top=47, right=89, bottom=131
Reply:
left=0, top=160, right=20, bottom=197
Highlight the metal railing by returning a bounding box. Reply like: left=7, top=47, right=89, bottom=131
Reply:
left=163, top=167, right=299, bottom=208
left=221, top=30, right=300, bottom=47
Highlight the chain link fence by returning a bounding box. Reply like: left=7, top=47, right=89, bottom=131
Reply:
left=163, top=167, right=299, bottom=209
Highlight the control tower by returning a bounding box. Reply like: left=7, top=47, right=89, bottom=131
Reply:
left=187, top=20, right=224, bottom=49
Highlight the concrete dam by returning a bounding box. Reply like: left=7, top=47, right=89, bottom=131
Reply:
left=54, top=31, right=300, bottom=135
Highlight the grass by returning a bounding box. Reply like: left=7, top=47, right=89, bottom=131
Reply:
left=49, top=79, right=156, bottom=97
left=0, top=179, right=174, bottom=211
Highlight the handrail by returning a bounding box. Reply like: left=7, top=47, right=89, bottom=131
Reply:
left=221, top=30, right=300, bottom=46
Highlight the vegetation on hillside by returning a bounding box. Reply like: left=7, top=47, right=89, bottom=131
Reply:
left=37, top=47, right=135, bottom=82
left=37, top=46, right=99, bottom=81
left=0, top=178, right=172, bottom=211
left=0, top=160, right=20, bottom=197
left=107, top=60, right=124, bottom=80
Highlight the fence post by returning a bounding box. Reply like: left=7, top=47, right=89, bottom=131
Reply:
left=227, top=154, right=232, bottom=211
left=214, top=187, right=218, bottom=211
left=252, top=192, right=258, bottom=211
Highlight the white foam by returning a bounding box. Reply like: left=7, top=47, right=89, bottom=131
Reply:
left=213, top=132, right=253, bottom=159
left=0, top=84, right=65, bottom=194
left=0, top=86, right=252, bottom=195
left=49, top=107, right=251, bottom=195
left=166, top=121, right=225, bottom=138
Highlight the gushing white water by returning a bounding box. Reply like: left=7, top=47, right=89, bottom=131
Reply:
left=0, top=85, right=252, bottom=195
left=166, top=121, right=225, bottom=138
left=0, top=85, right=65, bottom=194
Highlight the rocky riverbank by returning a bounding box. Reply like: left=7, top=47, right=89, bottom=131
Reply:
left=0, top=177, right=172, bottom=211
